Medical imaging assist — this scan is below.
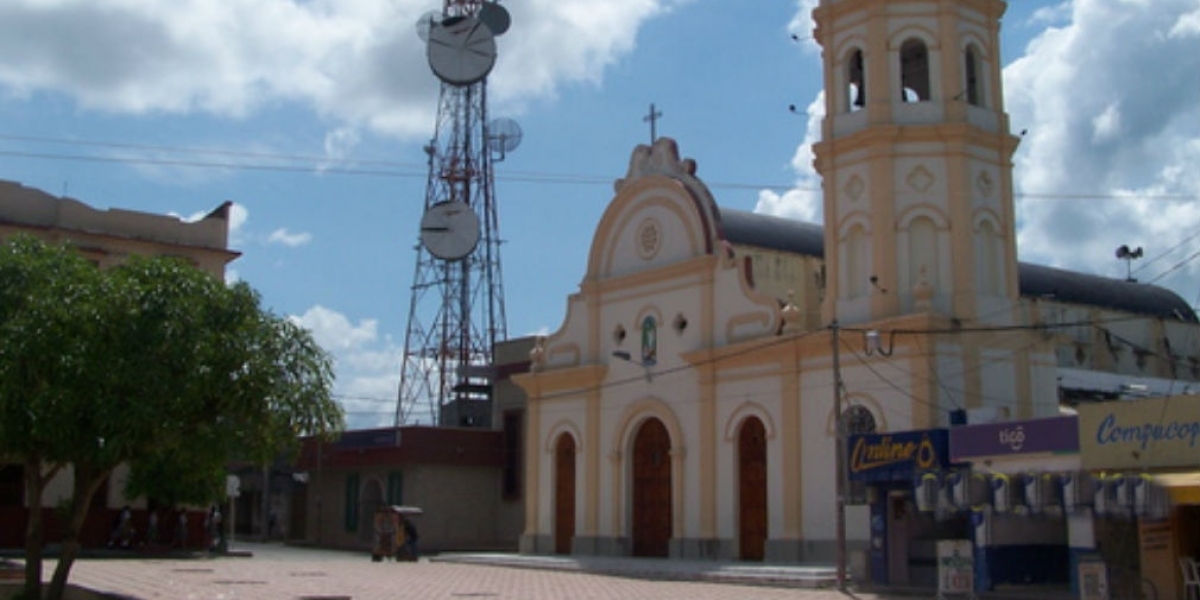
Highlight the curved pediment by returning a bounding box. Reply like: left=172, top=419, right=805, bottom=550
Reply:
left=587, top=138, right=724, bottom=282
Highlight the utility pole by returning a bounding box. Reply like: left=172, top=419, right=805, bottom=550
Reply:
left=831, top=320, right=847, bottom=591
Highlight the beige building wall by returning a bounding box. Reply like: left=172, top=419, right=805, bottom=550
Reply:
left=0, top=180, right=238, bottom=277
left=305, top=463, right=509, bottom=553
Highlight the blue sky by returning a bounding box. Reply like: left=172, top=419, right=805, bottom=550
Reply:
left=2, top=0, right=1199, bottom=428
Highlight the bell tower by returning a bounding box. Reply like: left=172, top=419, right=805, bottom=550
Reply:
left=812, top=0, right=1021, bottom=326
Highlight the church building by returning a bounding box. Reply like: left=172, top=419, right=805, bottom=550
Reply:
left=512, top=0, right=1199, bottom=574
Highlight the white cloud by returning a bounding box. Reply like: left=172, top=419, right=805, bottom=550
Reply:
left=1005, top=0, right=1200, bottom=297
left=0, top=0, right=692, bottom=139
left=322, top=127, right=360, bottom=162
left=266, top=227, right=313, bottom=247
left=227, top=202, right=249, bottom=247
left=291, top=305, right=401, bottom=429
left=1029, top=2, right=1073, bottom=27
left=755, top=91, right=822, bottom=223
left=292, top=305, right=378, bottom=351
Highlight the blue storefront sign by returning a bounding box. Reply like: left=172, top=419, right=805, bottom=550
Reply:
left=848, top=429, right=951, bottom=482
left=849, top=429, right=953, bottom=587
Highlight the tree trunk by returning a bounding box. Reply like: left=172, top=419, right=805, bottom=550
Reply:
left=20, top=458, right=50, bottom=600
left=45, top=467, right=108, bottom=600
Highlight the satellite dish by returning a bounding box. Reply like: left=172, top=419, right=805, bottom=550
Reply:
left=478, top=2, right=511, bottom=36
left=487, top=118, right=523, bottom=154
left=415, top=10, right=443, bottom=42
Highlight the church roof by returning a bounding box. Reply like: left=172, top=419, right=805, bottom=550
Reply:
left=717, top=208, right=1198, bottom=323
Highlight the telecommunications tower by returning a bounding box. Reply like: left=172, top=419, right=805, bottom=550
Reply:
left=396, top=0, right=521, bottom=426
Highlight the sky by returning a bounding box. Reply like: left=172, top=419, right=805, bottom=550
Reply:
left=2, top=0, right=1199, bottom=429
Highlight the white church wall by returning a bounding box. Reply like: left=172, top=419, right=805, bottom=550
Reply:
left=602, top=193, right=704, bottom=281
left=798, top=357, right=838, bottom=542
left=979, top=347, right=1019, bottom=420
left=714, top=373, right=785, bottom=541
left=535, top=397, right=586, bottom=537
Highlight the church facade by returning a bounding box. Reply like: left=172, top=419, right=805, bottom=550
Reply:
left=513, top=0, right=1199, bottom=569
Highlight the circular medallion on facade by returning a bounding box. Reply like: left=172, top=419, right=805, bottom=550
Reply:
left=636, top=218, right=662, bottom=260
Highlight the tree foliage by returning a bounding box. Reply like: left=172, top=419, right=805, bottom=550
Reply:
left=0, top=235, right=345, bottom=600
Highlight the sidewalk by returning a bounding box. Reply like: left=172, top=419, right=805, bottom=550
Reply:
left=1, top=542, right=1077, bottom=600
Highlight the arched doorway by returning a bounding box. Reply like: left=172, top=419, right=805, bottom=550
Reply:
left=632, top=417, right=671, bottom=557
left=554, top=433, right=576, bottom=554
left=738, top=417, right=767, bottom=561
left=358, top=478, right=383, bottom=544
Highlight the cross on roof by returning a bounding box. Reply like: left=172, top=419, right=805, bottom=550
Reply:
left=643, top=103, right=663, bottom=144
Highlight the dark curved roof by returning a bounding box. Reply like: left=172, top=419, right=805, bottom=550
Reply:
left=718, top=208, right=1198, bottom=323
left=717, top=207, right=825, bottom=257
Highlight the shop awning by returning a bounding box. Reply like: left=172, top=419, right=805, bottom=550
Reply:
left=1153, top=472, right=1200, bottom=505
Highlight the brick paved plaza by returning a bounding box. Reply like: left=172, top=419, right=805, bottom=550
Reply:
left=8, top=542, right=934, bottom=600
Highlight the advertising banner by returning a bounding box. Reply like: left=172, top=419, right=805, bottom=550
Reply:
left=948, top=415, right=1078, bottom=460
left=936, top=540, right=975, bottom=599
left=1077, top=396, right=1200, bottom=470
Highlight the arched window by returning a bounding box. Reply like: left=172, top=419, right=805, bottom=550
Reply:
left=843, top=405, right=877, bottom=436
left=846, top=224, right=868, bottom=298
left=964, top=45, right=982, bottom=106
left=847, top=49, right=865, bottom=111
left=900, top=38, right=930, bottom=102
left=907, top=216, right=939, bottom=291
left=974, top=220, right=1003, bottom=295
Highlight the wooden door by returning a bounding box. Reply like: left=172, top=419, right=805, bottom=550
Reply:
left=738, top=417, right=767, bottom=561
left=554, top=434, right=576, bottom=554
left=632, top=418, right=672, bottom=557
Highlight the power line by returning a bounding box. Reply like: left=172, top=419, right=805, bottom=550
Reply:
left=328, top=312, right=1190, bottom=412
left=2, top=133, right=1198, bottom=201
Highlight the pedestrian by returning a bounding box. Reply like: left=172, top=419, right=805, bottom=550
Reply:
left=205, top=505, right=224, bottom=551
left=147, top=510, right=159, bottom=545
left=176, top=509, right=188, bottom=550
left=108, top=505, right=133, bottom=549
left=401, top=515, right=419, bottom=561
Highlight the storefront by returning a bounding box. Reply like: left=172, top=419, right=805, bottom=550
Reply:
left=949, top=415, right=1079, bottom=592
left=848, top=428, right=964, bottom=587
left=1078, top=396, right=1200, bottom=600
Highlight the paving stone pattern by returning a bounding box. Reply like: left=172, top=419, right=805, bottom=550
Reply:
left=46, top=542, right=933, bottom=600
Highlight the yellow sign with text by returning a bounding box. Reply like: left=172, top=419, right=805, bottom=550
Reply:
left=1078, top=396, right=1200, bottom=470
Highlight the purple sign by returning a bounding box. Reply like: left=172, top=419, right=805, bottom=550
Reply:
left=949, top=415, right=1078, bottom=460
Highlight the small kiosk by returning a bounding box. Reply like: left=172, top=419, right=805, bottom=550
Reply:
left=371, top=505, right=422, bottom=562
left=848, top=428, right=964, bottom=587
left=949, top=414, right=1079, bottom=593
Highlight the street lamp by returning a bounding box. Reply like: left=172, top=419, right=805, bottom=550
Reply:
left=864, top=329, right=895, bottom=356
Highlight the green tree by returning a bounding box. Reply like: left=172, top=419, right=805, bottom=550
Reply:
left=0, top=235, right=104, bottom=600
left=0, top=236, right=345, bottom=600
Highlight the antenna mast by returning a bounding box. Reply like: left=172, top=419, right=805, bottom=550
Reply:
left=397, top=0, right=516, bottom=427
